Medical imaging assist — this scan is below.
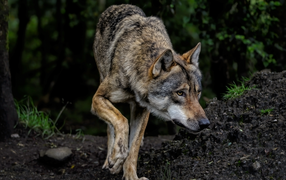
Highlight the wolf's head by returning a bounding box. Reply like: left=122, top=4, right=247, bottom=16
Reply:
left=147, top=43, right=210, bottom=132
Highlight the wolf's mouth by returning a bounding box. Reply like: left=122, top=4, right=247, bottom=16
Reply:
left=172, top=119, right=201, bottom=134
left=172, top=119, right=186, bottom=128
left=185, top=129, right=200, bottom=135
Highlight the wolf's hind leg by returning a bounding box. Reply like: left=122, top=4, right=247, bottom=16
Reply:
left=123, top=102, right=150, bottom=180
left=102, top=124, right=115, bottom=169
left=91, top=81, right=129, bottom=174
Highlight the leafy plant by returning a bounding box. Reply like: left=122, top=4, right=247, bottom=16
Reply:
left=260, top=108, right=274, bottom=115
left=193, top=0, right=284, bottom=98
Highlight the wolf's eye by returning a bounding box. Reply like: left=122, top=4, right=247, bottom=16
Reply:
left=176, top=91, right=184, bottom=96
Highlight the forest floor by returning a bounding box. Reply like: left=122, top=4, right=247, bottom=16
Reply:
left=1, top=70, right=286, bottom=180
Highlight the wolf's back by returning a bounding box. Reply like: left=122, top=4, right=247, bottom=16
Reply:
left=93, top=5, right=147, bottom=79
left=94, top=4, right=172, bottom=82
left=97, top=4, right=146, bottom=37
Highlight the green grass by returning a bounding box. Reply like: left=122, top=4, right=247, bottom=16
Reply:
left=160, top=161, right=172, bottom=180
left=15, top=96, right=85, bottom=139
left=223, top=77, right=256, bottom=100
left=14, top=96, right=66, bottom=138
left=260, top=108, right=274, bottom=115
left=74, top=129, right=86, bottom=142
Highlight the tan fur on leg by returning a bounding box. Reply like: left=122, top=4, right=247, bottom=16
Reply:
left=91, top=81, right=129, bottom=174
left=102, top=124, right=115, bottom=169
left=123, top=103, right=150, bottom=180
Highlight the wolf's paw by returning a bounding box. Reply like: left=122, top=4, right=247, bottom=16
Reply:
left=139, top=178, right=149, bottom=180
left=108, top=154, right=128, bottom=174
left=108, top=143, right=129, bottom=174
left=102, top=159, right=109, bottom=169
left=125, top=177, right=149, bottom=180
left=123, top=174, right=149, bottom=180
left=123, top=162, right=149, bottom=180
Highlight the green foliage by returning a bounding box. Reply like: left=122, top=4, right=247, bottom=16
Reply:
left=14, top=96, right=86, bottom=138
left=15, top=96, right=57, bottom=137
left=260, top=108, right=274, bottom=115
left=193, top=0, right=284, bottom=82
left=14, top=96, right=66, bottom=138
left=223, top=82, right=252, bottom=100
left=74, top=129, right=86, bottom=142
left=8, top=0, right=286, bottom=135
left=236, top=160, right=242, bottom=167
left=223, top=77, right=255, bottom=100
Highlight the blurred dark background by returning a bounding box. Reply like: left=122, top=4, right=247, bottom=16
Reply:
left=8, top=0, right=286, bottom=135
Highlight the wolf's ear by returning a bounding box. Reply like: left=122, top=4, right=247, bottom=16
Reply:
left=182, top=42, right=201, bottom=66
left=151, top=49, right=174, bottom=78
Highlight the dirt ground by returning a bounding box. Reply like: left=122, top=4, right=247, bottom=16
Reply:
left=0, top=125, right=174, bottom=180
left=1, top=70, right=286, bottom=180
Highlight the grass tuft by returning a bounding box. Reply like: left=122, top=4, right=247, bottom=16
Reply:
left=260, top=108, right=274, bottom=115
left=14, top=96, right=65, bottom=138
left=160, top=161, right=172, bottom=180
left=223, top=77, right=255, bottom=100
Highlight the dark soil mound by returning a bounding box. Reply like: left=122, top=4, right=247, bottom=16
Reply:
left=138, top=70, right=286, bottom=179
left=0, top=71, right=285, bottom=180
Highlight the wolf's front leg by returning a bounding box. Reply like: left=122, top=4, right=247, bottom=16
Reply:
left=91, top=83, right=129, bottom=174
left=123, top=103, right=150, bottom=180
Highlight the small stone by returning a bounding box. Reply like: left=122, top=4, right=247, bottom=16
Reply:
left=94, top=161, right=99, bottom=166
left=252, top=161, right=261, bottom=171
left=39, top=147, right=72, bottom=166
left=240, top=155, right=251, bottom=160
left=57, top=169, right=65, bottom=175
left=45, top=147, right=72, bottom=161
left=11, top=134, right=20, bottom=138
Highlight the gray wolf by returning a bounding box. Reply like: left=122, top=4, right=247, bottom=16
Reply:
left=91, top=4, right=210, bottom=180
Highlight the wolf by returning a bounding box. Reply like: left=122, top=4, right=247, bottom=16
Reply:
left=91, top=4, right=210, bottom=180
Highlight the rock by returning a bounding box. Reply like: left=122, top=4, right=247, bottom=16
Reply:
left=39, top=147, right=72, bottom=166
left=252, top=161, right=261, bottom=171
left=44, top=147, right=72, bottom=161
left=11, top=134, right=20, bottom=138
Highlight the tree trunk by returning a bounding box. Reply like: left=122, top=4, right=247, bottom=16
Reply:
left=0, top=0, right=18, bottom=141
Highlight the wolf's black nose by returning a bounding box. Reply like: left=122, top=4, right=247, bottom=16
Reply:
left=199, top=118, right=210, bottom=129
